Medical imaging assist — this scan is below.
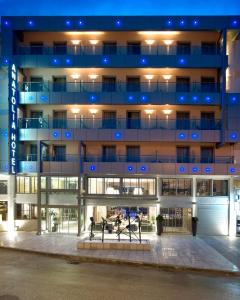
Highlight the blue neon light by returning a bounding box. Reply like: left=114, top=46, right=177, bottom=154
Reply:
left=166, top=19, right=172, bottom=26
left=178, top=95, right=185, bottom=103
left=205, top=96, right=212, bottom=103
left=28, top=20, right=34, bottom=26
left=230, top=167, right=236, bottom=173
left=193, top=20, right=199, bottom=26
left=4, top=20, right=9, bottom=26
left=114, top=132, right=122, bottom=140
left=230, top=132, right=238, bottom=140
left=102, top=57, right=109, bottom=64
left=128, top=95, right=134, bottom=102
left=179, top=166, right=185, bottom=173
left=140, top=166, right=146, bottom=171
left=78, top=20, right=84, bottom=26
left=205, top=167, right=211, bottom=173
left=192, top=167, right=199, bottom=173
left=191, top=132, right=199, bottom=140
left=52, top=58, right=59, bottom=64
left=3, top=58, right=9, bottom=65
left=64, top=131, right=72, bottom=139
left=178, top=133, right=186, bottom=140
left=141, top=57, right=147, bottom=64
left=89, top=165, right=96, bottom=171
left=128, top=166, right=133, bottom=172
left=89, top=95, right=96, bottom=102
left=179, top=19, right=185, bottom=26
left=3, top=131, right=8, bottom=138
left=65, top=58, right=71, bottom=64
left=231, top=96, right=237, bottom=103
left=179, top=58, right=185, bottom=64
left=232, top=20, right=238, bottom=26
left=65, top=20, right=71, bottom=26
left=141, top=95, right=148, bottom=103
left=40, top=95, right=47, bottom=102
left=52, top=131, right=60, bottom=138
left=192, top=96, right=198, bottom=102
left=115, top=20, right=122, bottom=26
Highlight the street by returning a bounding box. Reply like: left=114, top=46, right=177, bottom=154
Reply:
left=0, top=249, right=239, bottom=300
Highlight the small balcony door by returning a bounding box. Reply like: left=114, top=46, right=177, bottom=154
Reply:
left=53, top=76, right=66, bottom=92
left=102, top=76, right=116, bottom=92
left=30, top=42, right=43, bottom=55
left=103, top=41, right=117, bottom=55
left=53, top=110, right=67, bottom=128
left=176, top=146, right=190, bottom=163
left=102, top=146, right=116, bottom=162
left=201, top=77, right=216, bottom=93
left=126, top=76, right=140, bottom=92
left=126, top=146, right=140, bottom=162
left=201, top=112, right=215, bottom=130
left=30, top=111, right=43, bottom=128
left=176, top=111, right=190, bottom=129
left=177, top=42, right=191, bottom=55
left=30, top=76, right=43, bottom=92
left=127, top=111, right=140, bottom=129
left=53, top=145, right=66, bottom=161
left=102, top=111, right=117, bottom=129
left=127, top=42, right=141, bottom=55
left=176, top=77, right=190, bottom=92
left=201, top=147, right=214, bottom=163
left=53, top=41, right=67, bottom=55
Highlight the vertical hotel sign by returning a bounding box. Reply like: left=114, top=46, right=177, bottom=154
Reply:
left=8, top=63, right=18, bottom=174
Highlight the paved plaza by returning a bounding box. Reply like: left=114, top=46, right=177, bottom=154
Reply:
left=0, top=232, right=239, bottom=274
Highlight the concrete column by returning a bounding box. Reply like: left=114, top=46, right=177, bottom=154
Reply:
left=229, top=177, right=236, bottom=237
left=77, top=141, right=82, bottom=236
left=36, top=141, right=41, bottom=235
left=192, top=176, right=197, bottom=217
left=220, top=29, right=227, bottom=145
left=156, top=176, right=161, bottom=214
left=8, top=175, right=15, bottom=232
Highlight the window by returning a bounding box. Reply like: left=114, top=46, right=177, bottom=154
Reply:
left=41, top=177, right=46, bottom=189
left=88, top=178, right=104, bottom=194
left=53, top=76, right=66, bottom=92
left=53, top=145, right=66, bottom=161
left=176, top=111, right=190, bottom=129
left=176, top=77, right=190, bottom=92
left=53, top=110, right=67, bottom=128
left=201, top=147, right=214, bottom=163
left=16, top=204, right=37, bottom=220
left=16, top=177, right=37, bottom=194
left=201, top=112, right=215, bottom=130
left=162, top=179, right=192, bottom=196
left=0, top=181, right=8, bottom=194
left=201, top=42, right=217, bottom=55
left=50, top=177, right=78, bottom=190
left=30, top=76, right=43, bottom=92
left=139, top=178, right=155, bottom=195
left=30, top=42, right=43, bottom=55
left=127, top=111, right=141, bottom=129
left=102, top=76, right=116, bottom=92
left=53, top=41, right=67, bottom=54
left=176, top=146, right=190, bottom=163
left=123, top=178, right=155, bottom=195
left=126, top=146, right=140, bottom=162
left=103, top=41, right=117, bottom=55
left=102, top=111, right=116, bottom=129
left=0, top=201, right=7, bottom=221
left=127, top=42, right=141, bottom=55
left=213, top=180, right=228, bottom=196
left=105, top=178, right=120, bottom=194
left=201, top=77, right=216, bottom=93
left=196, top=179, right=211, bottom=196
left=126, top=76, right=140, bottom=92
left=177, top=42, right=191, bottom=55
left=102, top=146, right=116, bottom=162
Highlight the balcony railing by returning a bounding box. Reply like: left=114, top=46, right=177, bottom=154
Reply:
left=18, top=118, right=221, bottom=130
left=20, top=154, right=234, bottom=164
left=19, top=81, right=221, bottom=93
left=15, top=45, right=222, bottom=56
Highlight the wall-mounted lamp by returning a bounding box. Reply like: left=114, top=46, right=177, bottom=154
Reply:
left=163, top=40, right=173, bottom=54
left=89, top=40, right=99, bottom=45
left=71, top=40, right=81, bottom=54
left=162, top=74, right=172, bottom=92
left=88, top=74, right=98, bottom=80
left=145, top=74, right=154, bottom=80
left=71, top=106, right=80, bottom=128
left=89, top=108, right=98, bottom=128
left=144, top=108, right=155, bottom=128
left=71, top=74, right=80, bottom=80
left=145, top=39, right=155, bottom=54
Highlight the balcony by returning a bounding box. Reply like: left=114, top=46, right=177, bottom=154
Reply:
left=19, top=81, right=221, bottom=105
left=14, top=45, right=224, bottom=68
left=18, top=118, right=221, bottom=142
left=18, top=154, right=237, bottom=175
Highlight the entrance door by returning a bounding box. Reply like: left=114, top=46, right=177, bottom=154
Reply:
left=160, top=208, right=192, bottom=233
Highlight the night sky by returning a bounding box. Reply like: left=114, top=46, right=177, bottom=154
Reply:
left=0, top=0, right=239, bottom=16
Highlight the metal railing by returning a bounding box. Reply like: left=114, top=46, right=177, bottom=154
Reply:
left=20, top=154, right=234, bottom=164
left=18, top=118, right=222, bottom=130
left=16, top=44, right=222, bottom=56
left=19, top=81, right=221, bottom=93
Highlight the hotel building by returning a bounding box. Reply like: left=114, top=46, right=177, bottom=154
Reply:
left=0, top=16, right=240, bottom=236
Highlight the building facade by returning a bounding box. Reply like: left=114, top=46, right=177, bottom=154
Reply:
left=0, top=16, right=240, bottom=236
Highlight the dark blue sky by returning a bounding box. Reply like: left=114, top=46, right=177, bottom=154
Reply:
left=0, top=0, right=239, bottom=16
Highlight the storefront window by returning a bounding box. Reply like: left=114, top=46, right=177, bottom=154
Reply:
left=139, top=178, right=155, bottom=195
left=41, top=177, right=46, bottom=189
left=105, top=178, right=120, bottom=194
left=50, top=177, right=78, bottom=190
left=16, top=176, right=37, bottom=194
left=213, top=180, right=228, bottom=196
left=122, top=178, right=139, bottom=195
left=88, top=178, right=104, bottom=194
left=0, top=201, right=7, bottom=221
left=16, top=204, right=37, bottom=220
left=162, top=179, right=192, bottom=196
left=0, top=181, right=8, bottom=194
left=196, top=179, right=211, bottom=196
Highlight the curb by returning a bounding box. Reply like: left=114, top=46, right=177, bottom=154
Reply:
left=1, top=246, right=239, bottom=277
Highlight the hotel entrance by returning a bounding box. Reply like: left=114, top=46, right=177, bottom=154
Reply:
left=43, top=208, right=78, bottom=234
left=160, top=208, right=192, bottom=234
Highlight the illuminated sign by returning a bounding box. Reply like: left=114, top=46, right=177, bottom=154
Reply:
left=9, top=63, right=18, bottom=174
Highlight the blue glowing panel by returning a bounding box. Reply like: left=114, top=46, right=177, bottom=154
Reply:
left=204, top=167, right=212, bottom=173
left=78, top=20, right=84, bottom=26
left=179, top=19, right=185, bottom=26
left=128, top=95, right=134, bottom=102
left=89, top=95, right=96, bottom=103
left=64, top=131, right=72, bottom=139
left=230, top=132, right=238, bottom=140
left=192, top=167, right=199, bottom=173
left=141, top=57, right=147, bottom=65
left=193, top=19, right=199, bottom=26
left=205, top=96, right=212, bottom=103
left=65, top=58, right=71, bottom=65
left=4, top=20, right=10, bottom=26
left=52, top=131, right=60, bottom=138
left=52, top=58, right=59, bottom=65
left=230, top=96, right=237, bottom=104
left=178, top=58, right=185, bottom=65
left=232, top=20, right=238, bottom=27
left=178, top=132, right=186, bottom=140
left=3, top=58, right=9, bottom=65
left=114, top=132, right=122, bottom=140
left=140, top=166, right=146, bottom=172
left=166, top=19, right=172, bottom=26
left=128, top=166, right=133, bottom=172
left=179, top=166, right=185, bottom=173
left=141, top=95, right=148, bottom=103
left=40, top=95, right=47, bottom=102
left=65, top=20, right=71, bottom=26
left=89, top=165, right=96, bottom=172
left=27, top=20, right=34, bottom=27
left=191, top=132, right=199, bottom=140
left=192, top=96, right=198, bottom=103
left=230, top=167, right=236, bottom=173
left=102, top=57, right=109, bottom=64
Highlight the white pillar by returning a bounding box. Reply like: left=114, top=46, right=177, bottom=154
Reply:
left=192, top=176, right=197, bottom=217
left=8, top=175, right=15, bottom=232
left=229, top=177, right=236, bottom=237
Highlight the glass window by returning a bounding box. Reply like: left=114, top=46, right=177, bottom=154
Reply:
left=17, top=177, right=37, bottom=194
left=139, top=179, right=155, bottom=195
left=31, top=177, right=37, bottom=193
left=66, top=177, right=78, bottom=189
left=50, top=177, right=78, bottom=190
left=162, top=179, right=191, bottom=196
left=162, top=179, right=176, bottom=196
left=177, top=179, right=192, bottom=196
left=213, top=180, right=228, bottom=196
left=41, top=177, right=46, bottom=189
left=51, top=177, right=59, bottom=189
left=0, top=181, right=8, bottom=194
left=196, top=180, right=211, bottom=196
left=16, top=204, right=37, bottom=220
left=122, top=178, right=140, bottom=195
left=88, top=178, right=104, bottom=194
left=105, top=178, right=120, bottom=194
left=0, top=201, right=8, bottom=221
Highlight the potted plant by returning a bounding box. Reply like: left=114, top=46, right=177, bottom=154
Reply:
left=156, top=215, right=164, bottom=236
left=52, top=216, right=59, bottom=232
left=192, top=217, right=198, bottom=236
